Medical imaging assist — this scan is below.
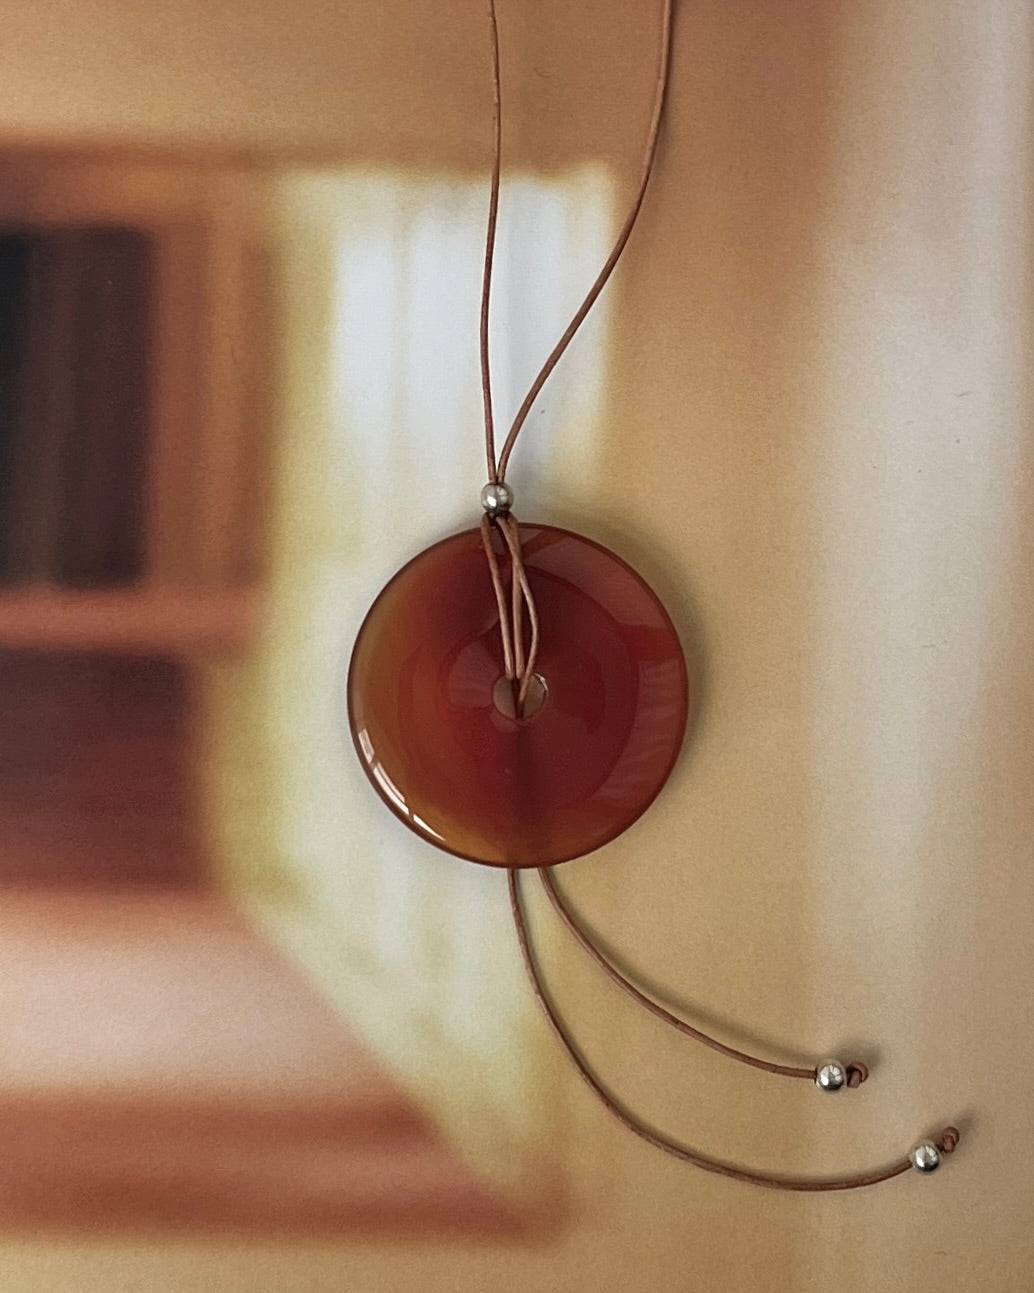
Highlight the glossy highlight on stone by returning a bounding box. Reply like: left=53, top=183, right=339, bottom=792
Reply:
left=347, top=524, right=688, bottom=868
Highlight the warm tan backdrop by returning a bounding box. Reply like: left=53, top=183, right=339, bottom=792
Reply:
left=1, top=1, right=1031, bottom=1290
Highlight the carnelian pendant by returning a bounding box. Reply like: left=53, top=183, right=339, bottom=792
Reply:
left=348, top=523, right=688, bottom=867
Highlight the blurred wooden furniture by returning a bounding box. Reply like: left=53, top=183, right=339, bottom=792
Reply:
left=0, top=150, right=517, bottom=1234
left=0, top=150, right=271, bottom=883
left=0, top=891, right=519, bottom=1234
left=0, top=150, right=273, bottom=644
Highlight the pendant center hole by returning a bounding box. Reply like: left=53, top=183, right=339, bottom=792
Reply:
left=492, top=673, right=548, bottom=721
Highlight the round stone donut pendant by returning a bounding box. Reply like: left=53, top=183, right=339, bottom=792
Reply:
left=348, top=523, right=688, bottom=867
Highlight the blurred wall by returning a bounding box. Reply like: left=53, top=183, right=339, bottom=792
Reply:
left=2, top=1, right=1032, bottom=1291
left=0, top=0, right=662, bottom=169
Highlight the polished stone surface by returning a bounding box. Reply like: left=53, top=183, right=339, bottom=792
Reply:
left=348, top=524, right=688, bottom=867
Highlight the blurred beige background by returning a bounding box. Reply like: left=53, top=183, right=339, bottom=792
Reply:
left=1, top=0, right=1032, bottom=1290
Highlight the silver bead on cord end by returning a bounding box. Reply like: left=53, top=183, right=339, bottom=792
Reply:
left=481, top=481, right=514, bottom=516
left=909, top=1142, right=942, bottom=1174
left=814, top=1060, right=848, bottom=1093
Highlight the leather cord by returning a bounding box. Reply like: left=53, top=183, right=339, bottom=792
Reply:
left=479, top=0, right=503, bottom=488
left=540, top=867, right=869, bottom=1087
left=510, top=870, right=960, bottom=1192
left=477, top=4, right=961, bottom=1190
left=486, top=0, right=674, bottom=484
left=479, top=512, right=541, bottom=710
left=477, top=0, right=673, bottom=713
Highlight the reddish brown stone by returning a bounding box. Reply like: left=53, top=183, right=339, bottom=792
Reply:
left=348, top=524, right=688, bottom=867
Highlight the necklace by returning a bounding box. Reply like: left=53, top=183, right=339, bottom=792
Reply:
left=348, top=0, right=959, bottom=1191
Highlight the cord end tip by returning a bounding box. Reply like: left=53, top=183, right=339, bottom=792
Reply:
left=939, top=1126, right=961, bottom=1154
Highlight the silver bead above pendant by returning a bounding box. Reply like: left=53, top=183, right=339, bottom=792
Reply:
left=814, top=1060, right=848, bottom=1093
left=481, top=481, right=514, bottom=516
left=909, top=1142, right=942, bottom=1173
